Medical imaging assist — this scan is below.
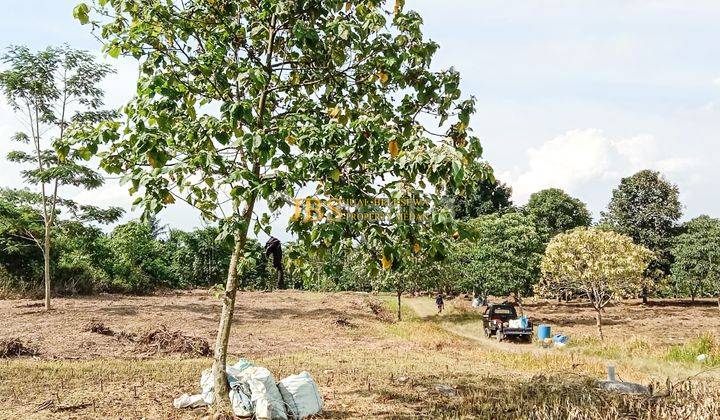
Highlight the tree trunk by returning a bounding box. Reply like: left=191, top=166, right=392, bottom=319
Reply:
left=211, top=198, right=256, bottom=412
left=276, top=265, right=285, bottom=290
left=396, top=290, right=402, bottom=321
left=514, top=290, right=524, bottom=316
left=595, top=308, right=604, bottom=340
left=211, top=9, right=277, bottom=411
left=642, top=286, right=648, bottom=304
left=43, top=225, right=51, bottom=311
left=717, top=290, right=719, bottom=312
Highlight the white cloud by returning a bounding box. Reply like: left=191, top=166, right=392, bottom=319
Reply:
left=655, top=157, right=695, bottom=173
left=501, top=129, right=695, bottom=204
left=72, top=182, right=133, bottom=209
left=714, top=77, right=720, bottom=86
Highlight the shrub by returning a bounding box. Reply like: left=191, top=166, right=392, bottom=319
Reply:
left=666, top=333, right=720, bottom=366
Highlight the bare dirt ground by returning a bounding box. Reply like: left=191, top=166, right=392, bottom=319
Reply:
left=1, top=292, right=719, bottom=419
left=0, top=289, right=395, bottom=360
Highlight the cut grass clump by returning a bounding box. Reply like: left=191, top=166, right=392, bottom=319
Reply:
left=665, top=333, right=720, bottom=366
left=84, top=321, right=136, bottom=341
left=83, top=322, right=208, bottom=355
left=364, top=296, right=395, bottom=322
left=84, top=321, right=114, bottom=336
left=138, top=326, right=211, bottom=357
left=0, top=338, right=39, bottom=358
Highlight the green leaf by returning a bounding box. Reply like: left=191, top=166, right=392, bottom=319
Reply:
left=108, top=44, right=121, bottom=59
left=73, top=3, right=90, bottom=24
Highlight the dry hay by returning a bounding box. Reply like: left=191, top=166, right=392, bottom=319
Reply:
left=137, top=325, right=211, bottom=357
left=36, top=400, right=91, bottom=414
left=83, top=322, right=136, bottom=341
left=83, top=322, right=208, bottom=356
left=84, top=321, right=114, bottom=336
left=14, top=302, right=43, bottom=309
left=0, top=338, right=39, bottom=358
left=426, top=374, right=720, bottom=419
left=332, top=318, right=357, bottom=328
left=365, top=297, right=394, bottom=322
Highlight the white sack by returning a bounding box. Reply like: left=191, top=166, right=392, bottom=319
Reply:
left=278, top=371, right=323, bottom=419
left=232, top=366, right=288, bottom=420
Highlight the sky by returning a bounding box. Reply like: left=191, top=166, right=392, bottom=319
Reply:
left=1, top=0, right=719, bottom=242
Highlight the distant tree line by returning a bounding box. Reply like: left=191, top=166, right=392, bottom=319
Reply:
left=0, top=214, right=281, bottom=297
left=279, top=170, right=718, bottom=312
left=0, top=201, right=276, bottom=296
left=2, top=168, right=720, bottom=310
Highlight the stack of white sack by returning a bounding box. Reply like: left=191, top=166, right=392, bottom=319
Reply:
left=173, top=359, right=323, bottom=419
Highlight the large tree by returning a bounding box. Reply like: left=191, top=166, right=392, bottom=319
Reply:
left=446, top=168, right=513, bottom=220
left=538, top=227, right=652, bottom=339
left=524, top=188, right=591, bottom=240
left=464, top=213, right=544, bottom=312
left=671, top=216, right=720, bottom=307
left=77, top=0, right=487, bottom=411
left=0, top=45, right=121, bottom=310
left=601, top=170, right=682, bottom=303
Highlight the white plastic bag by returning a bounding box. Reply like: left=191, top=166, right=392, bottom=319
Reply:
left=174, top=360, right=290, bottom=420
left=173, top=393, right=206, bottom=409
left=278, top=371, right=323, bottom=419
left=233, top=366, right=288, bottom=420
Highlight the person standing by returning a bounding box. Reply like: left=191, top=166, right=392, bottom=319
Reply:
left=435, top=293, right=445, bottom=314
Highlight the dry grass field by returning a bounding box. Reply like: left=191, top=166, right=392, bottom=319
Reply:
left=1, top=290, right=719, bottom=419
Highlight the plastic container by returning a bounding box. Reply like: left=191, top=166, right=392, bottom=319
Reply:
left=518, top=316, right=528, bottom=329
left=552, top=334, right=568, bottom=346
left=537, top=324, right=551, bottom=340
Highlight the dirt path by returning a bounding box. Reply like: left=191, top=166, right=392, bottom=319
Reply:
left=403, top=297, right=720, bottom=382
left=404, top=297, right=538, bottom=354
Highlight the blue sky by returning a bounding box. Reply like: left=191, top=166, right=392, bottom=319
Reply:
left=1, top=1, right=719, bottom=240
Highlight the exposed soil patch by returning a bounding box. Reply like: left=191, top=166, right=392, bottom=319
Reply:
left=0, top=290, right=390, bottom=360
left=445, top=296, right=720, bottom=347
left=524, top=298, right=720, bottom=346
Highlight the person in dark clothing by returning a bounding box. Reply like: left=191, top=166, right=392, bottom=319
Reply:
left=264, top=236, right=284, bottom=289
left=435, top=293, right=444, bottom=314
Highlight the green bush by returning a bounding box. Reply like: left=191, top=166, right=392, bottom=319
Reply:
left=666, top=334, right=720, bottom=366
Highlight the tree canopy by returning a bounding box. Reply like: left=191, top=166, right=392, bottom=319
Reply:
left=445, top=169, right=513, bottom=220
left=524, top=188, right=591, bottom=240
left=464, top=213, right=544, bottom=309
left=601, top=170, right=681, bottom=278
left=538, top=227, right=652, bottom=339
left=671, top=216, right=720, bottom=305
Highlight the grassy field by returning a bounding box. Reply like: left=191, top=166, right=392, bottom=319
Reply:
left=1, top=291, right=719, bottom=419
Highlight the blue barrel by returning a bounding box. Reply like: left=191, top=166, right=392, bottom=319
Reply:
left=537, top=324, right=551, bottom=340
